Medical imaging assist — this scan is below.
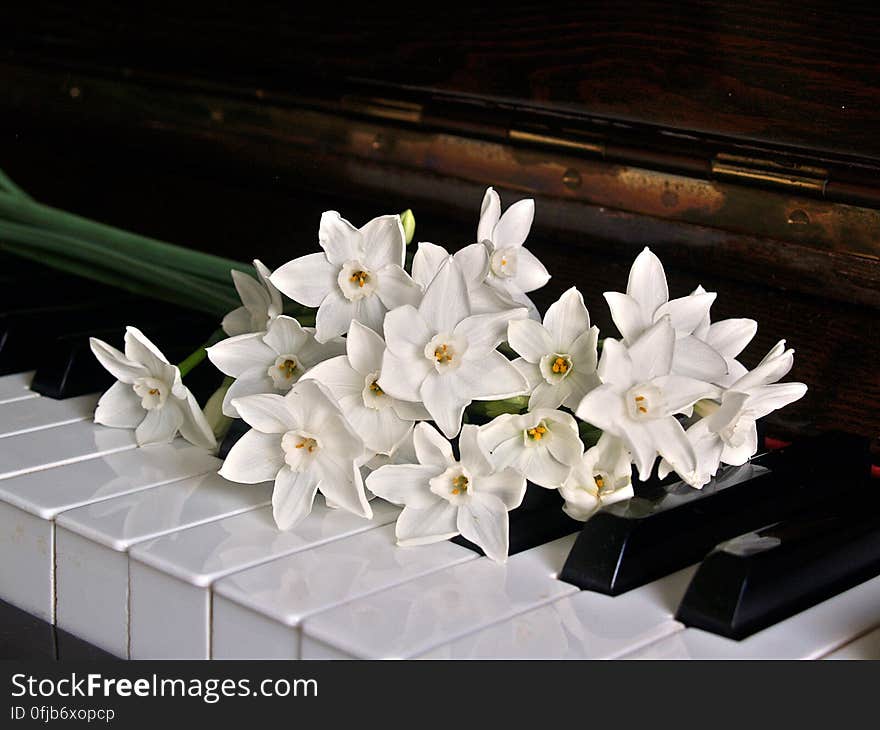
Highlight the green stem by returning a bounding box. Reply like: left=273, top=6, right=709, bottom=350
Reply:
left=0, top=169, right=31, bottom=200
left=177, top=328, right=231, bottom=377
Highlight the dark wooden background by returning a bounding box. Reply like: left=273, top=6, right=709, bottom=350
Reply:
left=0, top=2, right=878, bottom=446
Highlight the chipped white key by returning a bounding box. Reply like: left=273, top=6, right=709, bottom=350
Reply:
left=212, top=523, right=477, bottom=659
left=823, top=625, right=880, bottom=659
left=300, top=534, right=579, bottom=659
left=0, top=371, right=37, bottom=403
left=623, top=573, right=880, bottom=659
left=0, top=420, right=136, bottom=481
left=128, top=500, right=400, bottom=659
left=418, top=565, right=697, bottom=659
left=0, top=393, right=98, bottom=439
left=54, top=471, right=267, bottom=657
left=0, top=438, right=219, bottom=623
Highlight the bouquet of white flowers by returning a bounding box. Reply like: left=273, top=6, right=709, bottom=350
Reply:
left=81, top=187, right=806, bottom=563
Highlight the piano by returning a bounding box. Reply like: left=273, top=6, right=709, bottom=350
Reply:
left=0, top=3, right=878, bottom=659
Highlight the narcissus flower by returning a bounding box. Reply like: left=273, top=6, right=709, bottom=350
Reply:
left=219, top=380, right=372, bottom=530
left=90, top=327, right=216, bottom=449
left=559, top=433, right=634, bottom=521
left=378, top=257, right=529, bottom=439
left=302, top=320, right=429, bottom=456
left=508, top=287, right=600, bottom=410
left=271, top=211, right=421, bottom=343
left=222, top=259, right=283, bottom=336
left=576, top=318, right=720, bottom=482
left=479, top=408, right=584, bottom=488
left=206, top=315, right=344, bottom=419
left=367, top=423, right=526, bottom=563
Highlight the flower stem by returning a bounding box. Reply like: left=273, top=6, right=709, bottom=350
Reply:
left=177, top=328, right=226, bottom=378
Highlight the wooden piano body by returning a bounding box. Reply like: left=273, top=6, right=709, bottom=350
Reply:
left=0, top=3, right=878, bottom=659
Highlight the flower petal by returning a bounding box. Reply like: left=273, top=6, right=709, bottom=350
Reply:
left=135, top=402, right=183, bottom=446
left=317, top=456, right=372, bottom=519
left=412, top=421, right=455, bottom=468
left=512, top=357, right=543, bottom=391
left=671, top=335, right=728, bottom=381
left=254, top=259, right=284, bottom=318
left=454, top=243, right=491, bottom=289
left=477, top=187, right=501, bottom=243
left=458, top=494, right=510, bottom=563
left=493, top=198, right=534, bottom=249
left=628, top=318, right=675, bottom=382
left=395, top=501, right=459, bottom=546
left=457, top=351, right=529, bottom=402
left=375, top=264, right=422, bottom=310
left=720, top=423, right=759, bottom=465
left=523, top=446, right=572, bottom=488
left=507, top=318, right=554, bottom=363
left=513, top=246, right=550, bottom=293
left=390, top=398, right=431, bottom=421
left=626, top=247, right=668, bottom=319
left=206, top=333, right=274, bottom=378
left=221, top=369, right=275, bottom=418
left=622, top=421, right=658, bottom=481
left=343, top=397, right=413, bottom=455
left=655, top=292, right=717, bottom=337
left=475, top=470, right=526, bottom=510
left=604, top=292, right=648, bottom=344
left=232, top=393, right=298, bottom=433
left=221, top=306, right=252, bottom=337
left=544, top=287, right=590, bottom=351
left=378, top=349, right=431, bottom=402
left=319, top=211, right=362, bottom=265
left=219, top=429, right=284, bottom=483
left=705, top=318, right=758, bottom=358
left=418, top=257, right=471, bottom=333
left=270, top=252, right=338, bottom=308
left=653, top=374, right=720, bottom=415
left=644, top=417, right=696, bottom=481
left=177, top=390, right=217, bottom=449
left=382, top=304, right=433, bottom=360
left=301, top=355, right=363, bottom=396
left=596, top=338, right=633, bottom=388
left=315, top=289, right=358, bottom=343
left=456, top=308, right=526, bottom=357
left=262, top=315, right=310, bottom=357
left=94, top=381, right=143, bottom=428
left=545, top=424, right=584, bottom=467
left=272, top=466, right=320, bottom=530
left=124, top=327, right=172, bottom=379
left=732, top=341, right=794, bottom=390
left=361, top=214, right=405, bottom=269
left=231, top=269, right=271, bottom=320
left=744, top=382, right=807, bottom=420
left=528, top=380, right=566, bottom=411
left=412, top=241, right=450, bottom=289
left=89, top=337, right=148, bottom=384
left=366, top=462, right=443, bottom=508
left=576, top=385, right=627, bottom=436
left=458, top=423, right=492, bottom=475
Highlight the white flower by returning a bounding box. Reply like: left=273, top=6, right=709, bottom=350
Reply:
left=479, top=408, right=584, bottom=488
left=411, top=241, right=527, bottom=316
left=205, top=315, right=344, bottom=419
left=366, top=422, right=526, bottom=563
left=575, top=318, right=720, bottom=482
left=222, top=259, right=283, bottom=336
left=218, top=381, right=372, bottom=530
left=604, top=247, right=727, bottom=381
left=477, top=187, right=550, bottom=316
left=270, top=211, right=421, bottom=343
left=559, top=433, right=634, bottom=521
left=301, top=320, right=429, bottom=456
left=691, top=285, right=758, bottom=388
left=90, top=327, right=216, bottom=449
left=507, top=287, right=600, bottom=410
left=660, top=340, right=807, bottom=486
left=378, top=257, right=529, bottom=439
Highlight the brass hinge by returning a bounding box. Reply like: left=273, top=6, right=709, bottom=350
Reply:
left=711, top=153, right=829, bottom=194
left=509, top=129, right=606, bottom=156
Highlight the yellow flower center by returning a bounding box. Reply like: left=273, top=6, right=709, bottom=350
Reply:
left=434, top=343, right=454, bottom=364
left=594, top=475, right=605, bottom=490
left=451, top=474, right=469, bottom=495
left=369, top=380, right=384, bottom=395
left=634, top=394, right=647, bottom=414
left=278, top=359, right=299, bottom=380
left=148, top=388, right=159, bottom=395
left=295, top=437, right=318, bottom=453
left=551, top=356, right=569, bottom=374
left=527, top=424, right=548, bottom=441
left=349, top=270, right=370, bottom=288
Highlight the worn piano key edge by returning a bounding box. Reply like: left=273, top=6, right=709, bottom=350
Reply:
left=0, top=392, right=99, bottom=440
left=0, top=371, right=38, bottom=404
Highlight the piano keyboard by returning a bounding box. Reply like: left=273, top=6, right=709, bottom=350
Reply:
left=0, top=364, right=878, bottom=659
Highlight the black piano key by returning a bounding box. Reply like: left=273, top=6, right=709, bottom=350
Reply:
left=675, top=488, right=880, bottom=640
left=452, top=485, right=580, bottom=557
left=559, top=432, right=871, bottom=595
left=218, top=417, right=250, bottom=459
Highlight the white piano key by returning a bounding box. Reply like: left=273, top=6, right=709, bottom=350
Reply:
left=0, top=439, right=220, bottom=624
left=0, top=393, right=98, bottom=439
left=0, top=371, right=37, bottom=403
left=128, top=499, right=401, bottom=659
left=212, top=523, right=477, bottom=659
left=0, top=420, right=136, bottom=481
left=623, top=573, right=880, bottom=659
left=54, top=472, right=269, bottom=657
left=300, top=534, right=579, bottom=659
left=418, top=565, right=697, bottom=659
left=823, top=625, right=880, bottom=659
